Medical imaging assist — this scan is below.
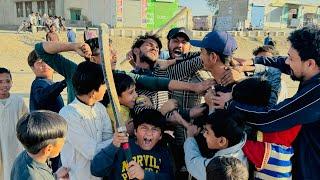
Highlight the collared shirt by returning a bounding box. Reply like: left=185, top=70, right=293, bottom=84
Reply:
left=11, top=150, right=54, bottom=180
left=59, top=98, right=113, bottom=180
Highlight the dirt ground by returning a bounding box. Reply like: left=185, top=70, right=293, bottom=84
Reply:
left=0, top=30, right=298, bottom=106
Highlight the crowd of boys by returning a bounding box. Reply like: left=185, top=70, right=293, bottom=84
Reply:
left=1, top=23, right=319, bottom=180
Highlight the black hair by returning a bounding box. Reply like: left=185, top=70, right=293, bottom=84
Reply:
left=205, top=109, right=244, bottom=147
left=27, top=50, right=40, bottom=67
left=0, top=67, right=12, bottom=79
left=206, top=156, right=249, bottom=180
left=72, top=61, right=105, bottom=95
left=267, top=40, right=275, bottom=47
left=133, top=109, right=166, bottom=132
left=288, top=26, right=320, bottom=66
left=205, top=48, right=231, bottom=65
left=16, top=110, right=67, bottom=154
left=252, top=45, right=279, bottom=56
left=131, top=33, right=162, bottom=62
left=114, top=73, right=135, bottom=96
left=84, top=37, right=113, bottom=60
left=232, top=77, right=271, bottom=106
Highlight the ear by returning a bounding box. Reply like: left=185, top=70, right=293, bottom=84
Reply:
left=43, top=144, right=53, bottom=156
left=133, top=48, right=140, bottom=56
left=210, top=52, right=218, bottom=64
left=218, top=137, right=228, bottom=148
left=306, top=59, right=317, bottom=69
left=88, top=90, right=95, bottom=99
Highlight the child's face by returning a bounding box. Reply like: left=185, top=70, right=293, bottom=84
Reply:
left=32, top=60, right=54, bottom=78
left=203, top=124, right=225, bottom=150
left=49, top=137, right=65, bottom=158
left=93, top=83, right=107, bottom=102
left=134, top=123, right=162, bottom=151
left=119, top=85, right=138, bottom=109
left=0, top=73, right=12, bottom=99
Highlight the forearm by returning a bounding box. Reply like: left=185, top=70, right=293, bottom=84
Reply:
left=42, top=41, right=82, bottom=54
left=168, top=80, right=196, bottom=92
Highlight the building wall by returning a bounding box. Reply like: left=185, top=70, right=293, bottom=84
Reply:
left=215, top=0, right=249, bottom=31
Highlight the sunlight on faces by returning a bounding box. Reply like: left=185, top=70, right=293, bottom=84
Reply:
left=33, top=60, right=54, bottom=78
left=139, top=39, right=160, bottom=61
left=118, top=85, right=138, bottom=109
left=168, top=36, right=190, bottom=58
left=202, top=124, right=227, bottom=150
left=134, top=123, right=162, bottom=151
left=286, top=47, right=308, bottom=81
left=0, top=73, right=12, bottom=99
left=90, top=45, right=117, bottom=70
left=48, top=137, right=65, bottom=158
left=200, top=48, right=214, bottom=71
left=93, top=83, right=107, bottom=102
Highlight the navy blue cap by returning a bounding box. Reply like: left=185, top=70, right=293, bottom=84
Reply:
left=190, top=31, right=237, bottom=56
left=167, top=27, right=192, bottom=41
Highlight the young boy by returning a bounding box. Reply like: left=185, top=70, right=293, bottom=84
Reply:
left=59, top=61, right=113, bottom=180
left=107, top=73, right=138, bottom=133
left=11, top=111, right=68, bottom=180
left=28, top=50, right=67, bottom=172
left=0, top=67, right=28, bottom=180
left=91, top=108, right=174, bottom=180
left=206, top=156, right=248, bottom=180
left=184, top=109, right=247, bottom=180
left=232, top=77, right=301, bottom=179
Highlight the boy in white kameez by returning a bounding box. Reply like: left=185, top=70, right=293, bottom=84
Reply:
left=59, top=61, right=113, bottom=180
left=0, top=67, right=28, bottom=180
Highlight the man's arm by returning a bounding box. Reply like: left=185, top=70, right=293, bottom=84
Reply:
left=254, top=56, right=291, bottom=74
left=228, top=81, right=320, bottom=132
left=35, top=42, right=78, bottom=80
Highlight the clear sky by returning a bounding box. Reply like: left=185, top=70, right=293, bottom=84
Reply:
left=179, top=0, right=213, bottom=16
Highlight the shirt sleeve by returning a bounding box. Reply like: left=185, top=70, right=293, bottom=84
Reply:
left=35, top=43, right=77, bottom=80
left=254, top=56, right=291, bottom=75
left=184, top=137, right=208, bottom=180
left=32, top=80, right=66, bottom=106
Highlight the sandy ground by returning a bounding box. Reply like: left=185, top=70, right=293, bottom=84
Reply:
left=0, top=30, right=298, bottom=107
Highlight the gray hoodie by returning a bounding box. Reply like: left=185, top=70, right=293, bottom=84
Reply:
left=184, top=133, right=248, bottom=180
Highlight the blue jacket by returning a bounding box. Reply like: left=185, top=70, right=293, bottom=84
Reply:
left=229, top=56, right=320, bottom=180
left=29, top=77, right=66, bottom=112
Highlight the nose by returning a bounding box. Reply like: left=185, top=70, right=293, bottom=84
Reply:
left=285, top=58, right=289, bottom=65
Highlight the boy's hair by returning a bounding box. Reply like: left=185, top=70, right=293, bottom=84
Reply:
left=0, top=67, right=12, bottom=79
left=232, top=77, right=271, bottom=106
left=16, top=110, right=67, bottom=154
left=205, top=110, right=244, bottom=147
left=206, top=156, right=249, bottom=180
left=133, top=109, right=166, bottom=132
left=288, top=26, right=320, bottom=66
left=131, top=33, right=162, bottom=61
left=27, top=50, right=40, bottom=67
left=72, top=61, right=105, bottom=95
left=252, top=45, right=279, bottom=56
left=114, top=73, right=135, bottom=96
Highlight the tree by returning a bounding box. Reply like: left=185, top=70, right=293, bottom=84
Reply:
left=206, top=0, right=219, bottom=15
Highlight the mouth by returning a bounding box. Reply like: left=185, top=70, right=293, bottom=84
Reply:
left=143, top=138, right=152, bottom=146
left=173, top=49, right=182, bottom=57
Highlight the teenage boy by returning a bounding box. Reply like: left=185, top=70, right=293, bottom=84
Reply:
left=0, top=67, right=28, bottom=180
left=11, top=110, right=68, bottom=180
left=91, top=109, right=174, bottom=180
left=184, top=109, right=247, bottom=180
left=59, top=61, right=113, bottom=180
left=28, top=49, right=67, bottom=172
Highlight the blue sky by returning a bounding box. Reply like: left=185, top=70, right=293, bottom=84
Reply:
left=179, top=0, right=213, bottom=16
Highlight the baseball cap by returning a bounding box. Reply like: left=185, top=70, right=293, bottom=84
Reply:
left=167, top=27, right=192, bottom=41
left=190, top=30, right=237, bottom=56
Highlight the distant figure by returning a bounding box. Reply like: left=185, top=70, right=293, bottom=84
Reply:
left=17, top=20, right=30, bottom=33
left=67, top=28, right=76, bottom=42
left=83, top=26, right=97, bottom=41
left=46, top=24, right=59, bottom=42
left=264, top=32, right=272, bottom=45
